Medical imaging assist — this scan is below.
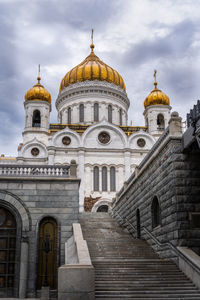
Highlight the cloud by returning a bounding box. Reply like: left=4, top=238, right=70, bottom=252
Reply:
left=0, top=0, right=200, bottom=155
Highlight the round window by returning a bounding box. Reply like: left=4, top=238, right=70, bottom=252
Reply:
left=62, top=136, right=71, bottom=146
left=98, top=132, right=110, bottom=144
left=31, top=147, right=40, bottom=156
left=137, top=138, right=146, bottom=148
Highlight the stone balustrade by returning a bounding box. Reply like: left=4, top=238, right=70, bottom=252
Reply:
left=0, top=164, right=76, bottom=177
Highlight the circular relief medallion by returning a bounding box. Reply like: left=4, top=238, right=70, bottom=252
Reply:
left=98, top=132, right=110, bottom=144
left=31, top=147, right=40, bottom=156
left=137, top=138, right=146, bottom=148
left=62, top=136, right=71, bottom=146
left=0, top=208, right=6, bottom=226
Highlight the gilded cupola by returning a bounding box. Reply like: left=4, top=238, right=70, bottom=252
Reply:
left=25, top=65, right=52, bottom=103
left=59, top=38, right=126, bottom=92
left=144, top=70, right=170, bottom=108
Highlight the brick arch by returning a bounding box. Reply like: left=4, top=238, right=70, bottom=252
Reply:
left=0, top=190, right=31, bottom=231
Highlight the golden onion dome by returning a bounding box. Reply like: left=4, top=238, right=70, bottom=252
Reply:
left=25, top=66, right=52, bottom=103
left=59, top=43, right=126, bottom=92
left=144, top=70, right=170, bottom=108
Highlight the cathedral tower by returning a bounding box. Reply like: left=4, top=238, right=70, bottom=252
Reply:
left=18, top=66, right=51, bottom=163
left=143, top=70, right=171, bottom=139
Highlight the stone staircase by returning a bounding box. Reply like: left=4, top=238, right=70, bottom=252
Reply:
left=79, top=212, right=200, bottom=300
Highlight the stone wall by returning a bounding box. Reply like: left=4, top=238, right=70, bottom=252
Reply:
left=112, top=112, right=200, bottom=259
left=0, top=176, right=80, bottom=298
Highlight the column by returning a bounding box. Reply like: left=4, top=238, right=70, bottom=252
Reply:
left=19, top=239, right=29, bottom=298
left=78, top=149, right=85, bottom=212
left=108, top=167, right=110, bottom=192
left=124, top=150, right=131, bottom=181
left=99, top=167, right=102, bottom=192
left=48, top=150, right=55, bottom=165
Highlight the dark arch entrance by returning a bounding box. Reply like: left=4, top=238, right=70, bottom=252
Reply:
left=0, top=207, right=17, bottom=297
left=97, top=205, right=109, bottom=212
left=136, top=209, right=141, bottom=238
left=37, top=217, right=58, bottom=290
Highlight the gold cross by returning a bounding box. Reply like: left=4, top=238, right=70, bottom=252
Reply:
left=154, top=69, right=157, bottom=88
left=91, top=29, right=94, bottom=45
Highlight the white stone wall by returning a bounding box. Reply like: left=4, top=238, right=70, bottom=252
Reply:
left=56, top=81, right=130, bottom=126
left=18, top=81, right=167, bottom=211
left=46, top=120, right=155, bottom=211
left=144, top=105, right=171, bottom=139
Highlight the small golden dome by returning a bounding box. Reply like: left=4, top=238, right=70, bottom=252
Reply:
left=25, top=66, right=51, bottom=103
left=59, top=44, right=126, bottom=92
left=144, top=70, right=170, bottom=108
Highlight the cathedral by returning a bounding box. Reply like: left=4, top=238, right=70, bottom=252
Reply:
left=3, top=41, right=171, bottom=213
left=0, top=40, right=175, bottom=298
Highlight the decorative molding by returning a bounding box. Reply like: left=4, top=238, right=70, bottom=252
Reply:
left=56, top=80, right=130, bottom=111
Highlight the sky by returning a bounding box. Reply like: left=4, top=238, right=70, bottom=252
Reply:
left=0, top=0, right=200, bottom=156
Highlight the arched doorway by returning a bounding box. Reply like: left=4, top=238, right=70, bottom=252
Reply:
left=136, top=209, right=141, bottom=238
left=37, top=217, right=58, bottom=290
left=97, top=205, right=109, bottom=212
left=0, top=207, right=17, bottom=297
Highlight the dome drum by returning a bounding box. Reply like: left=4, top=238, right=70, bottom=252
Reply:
left=56, top=80, right=130, bottom=112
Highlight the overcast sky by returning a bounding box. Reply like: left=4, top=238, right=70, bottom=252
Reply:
left=0, top=0, right=200, bottom=156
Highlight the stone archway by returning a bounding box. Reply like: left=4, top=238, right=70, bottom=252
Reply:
left=0, top=191, right=31, bottom=298
left=91, top=199, right=112, bottom=213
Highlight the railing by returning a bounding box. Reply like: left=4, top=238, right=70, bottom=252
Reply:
left=0, top=164, right=70, bottom=177
left=112, top=210, right=200, bottom=278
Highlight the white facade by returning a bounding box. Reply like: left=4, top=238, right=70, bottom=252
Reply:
left=13, top=77, right=172, bottom=212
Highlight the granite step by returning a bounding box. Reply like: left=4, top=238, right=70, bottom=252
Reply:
left=79, top=212, right=200, bottom=299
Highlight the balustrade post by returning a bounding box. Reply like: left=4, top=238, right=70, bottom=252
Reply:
left=70, top=160, right=77, bottom=177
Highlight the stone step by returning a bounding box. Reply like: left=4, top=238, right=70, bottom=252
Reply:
left=95, top=281, right=195, bottom=286
left=95, top=291, right=200, bottom=296
left=79, top=213, right=200, bottom=299
left=95, top=293, right=200, bottom=300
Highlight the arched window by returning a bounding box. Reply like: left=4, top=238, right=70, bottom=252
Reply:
left=97, top=205, right=109, bottom=212
left=94, top=103, right=99, bottom=122
left=151, top=196, right=161, bottom=229
left=79, top=104, right=84, bottom=122
left=110, top=167, right=116, bottom=191
left=68, top=107, right=71, bottom=124
left=119, top=109, right=122, bottom=126
left=37, top=217, right=58, bottom=289
left=93, top=166, right=99, bottom=191
left=32, top=110, right=41, bottom=127
left=102, top=166, right=107, bottom=191
left=157, top=114, right=164, bottom=130
left=108, top=105, right=112, bottom=123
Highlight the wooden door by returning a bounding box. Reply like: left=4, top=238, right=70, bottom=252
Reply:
left=37, top=217, right=58, bottom=289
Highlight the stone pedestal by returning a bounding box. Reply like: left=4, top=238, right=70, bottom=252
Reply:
left=58, top=264, right=95, bottom=300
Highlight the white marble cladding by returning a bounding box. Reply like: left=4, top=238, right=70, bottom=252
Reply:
left=24, top=100, right=51, bottom=133
left=0, top=164, right=70, bottom=177
left=144, top=105, right=171, bottom=139
left=55, top=81, right=129, bottom=126
left=16, top=79, right=172, bottom=212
